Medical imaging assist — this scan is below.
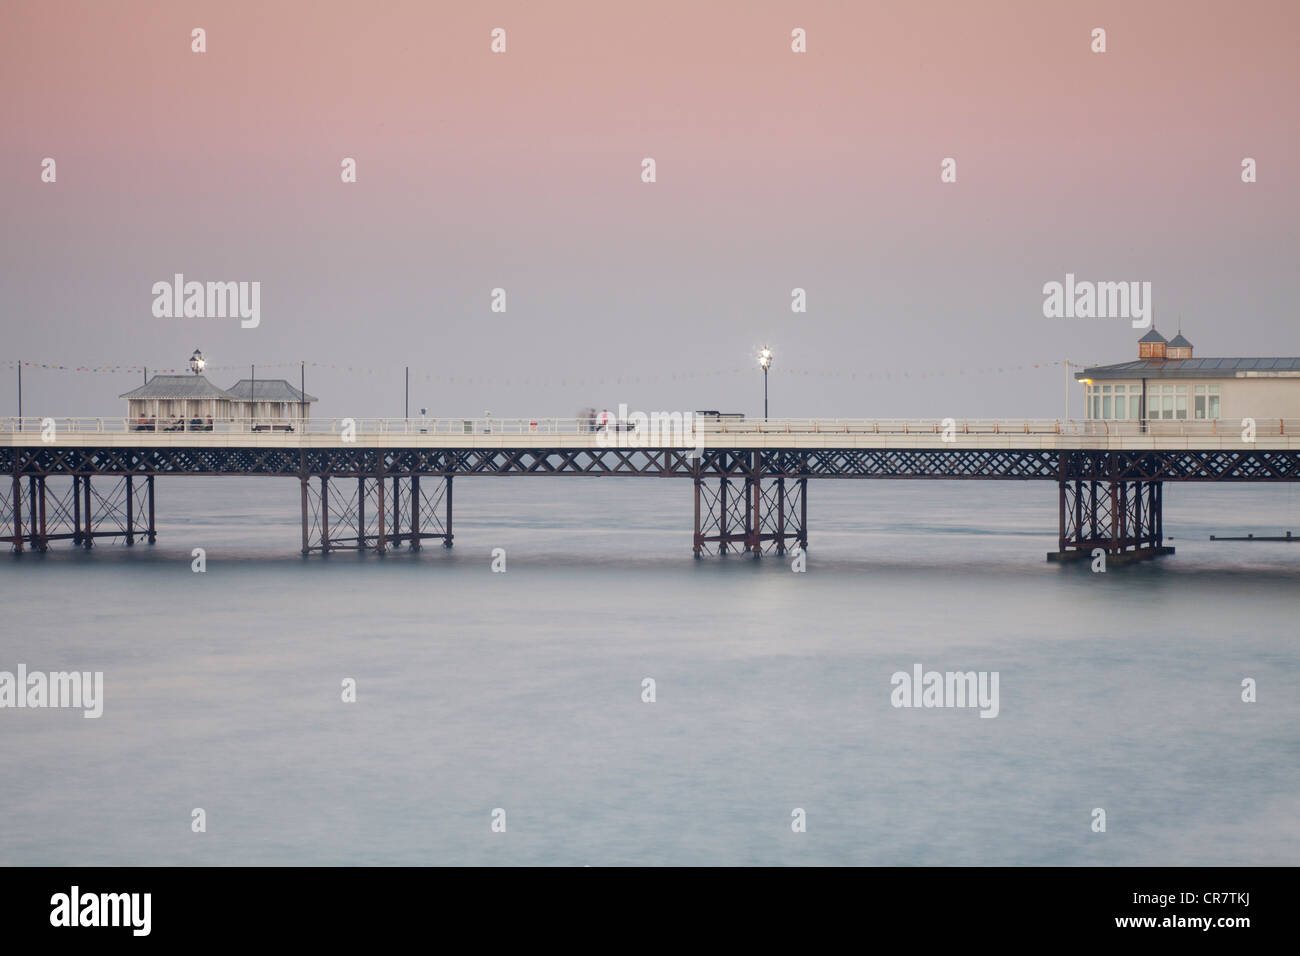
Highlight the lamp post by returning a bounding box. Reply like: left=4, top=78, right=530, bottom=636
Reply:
left=188, top=348, right=205, bottom=375
left=758, top=346, right=773, bottom=421
left=1078, top=376, right=1092, bottom=431
left=1064, top=359, right=1070, bottom=420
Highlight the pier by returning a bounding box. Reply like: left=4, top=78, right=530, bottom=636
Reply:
left=3, top=416, right=1298, bottom=564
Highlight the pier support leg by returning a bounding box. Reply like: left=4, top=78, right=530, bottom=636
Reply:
left=376, top=475, right=386, bottom=553
left=37, top=476, right=48, bottom=551
left=125, top=475, right=135, bottom=545
left=320, top=476, right=330, bottom=553
left=798, top=478, right=808, bottom=551
left=1155, top=482, right=1164, bottom=548
left=392, top=476, right=401, bottom=549
left=693, top=478, right=703, bottom=558
left=1110, top=482, right=1120, bottom=553
left=11, top=474, right=22, bottom=553
left=13, top=473, right=157, bottom=550
left=72, top=474, right=82, bottom=546
left=692, top=471, right=806, bottom=558
left=1058, top=479, right=1067, bottom=553
left=1048, top=478, right=1173, bottom=565
left=1073, top=480, right=1082, bottom=552
left=146, top=475, right=156, bottom=543
left=82, top=475, right=92, bottom=549
left=1134, top=480, right=1143, bottom=549
left=776, top=477, right=787, bottom=555
left=747, top=486, right=758, bottom=556
left=300, top=477, right=310, bottom=555
left=718, top=475, right=729, bottom=555
left=357, top=477, right=366, bottom=550
left=27, top=476, right=41, bottom=551
left=410, top=474, right=421, bottom=551
left=444, top=475, right=454, bottom=548
left=1089, top=481, right=1099, bottom=543
left=301, top=473, right=452, bottom=555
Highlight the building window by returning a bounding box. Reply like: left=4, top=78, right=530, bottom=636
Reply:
left=1193, top=384, right=1221, bottom=420
left=1086, top=383, right=1148, bottom=419
left=1145, top=384, right=1192, bottom=420
left=1084, top=383, right=1146, bottom=420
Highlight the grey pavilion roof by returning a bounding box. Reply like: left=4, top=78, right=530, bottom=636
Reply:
left=119, top=375, right=236, bottom=400
left=225, top=379, right=318, bottom=403
left=1076, top=357, right=1300, bottom=381
left=1138, top=328, right=1168, bottom=344
left=1167, top=332, right=1193, bottom=348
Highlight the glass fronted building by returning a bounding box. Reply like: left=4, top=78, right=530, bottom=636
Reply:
left=1077, top=330, right=1299, bottom=423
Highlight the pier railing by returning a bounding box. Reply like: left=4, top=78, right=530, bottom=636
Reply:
left=0, top=416, right=1293, bottom=438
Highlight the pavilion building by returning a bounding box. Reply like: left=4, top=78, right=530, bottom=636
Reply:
left=1077, top=329, right=1300, bottom=422
left=118, top=374, right=235, bottom=428
left=225, top=379, right=318, bottom=427
left=120, top=350, right=318, bottom=429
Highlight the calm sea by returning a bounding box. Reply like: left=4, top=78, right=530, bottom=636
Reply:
left=2, top=477, right=1298, bottom=866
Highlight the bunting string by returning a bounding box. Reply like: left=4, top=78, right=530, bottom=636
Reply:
left=0, top=358, right=1095, bottom=390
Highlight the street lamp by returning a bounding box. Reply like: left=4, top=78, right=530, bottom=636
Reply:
left=189, top=348, right=205, bottom=375
left=758, top=346, right=773, bottom=420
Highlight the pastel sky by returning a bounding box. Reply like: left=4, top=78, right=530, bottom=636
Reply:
left=3, top=0, right=1297, bottom=419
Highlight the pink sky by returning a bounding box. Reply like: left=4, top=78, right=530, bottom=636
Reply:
left=3, top=0, right=1297, bottom=418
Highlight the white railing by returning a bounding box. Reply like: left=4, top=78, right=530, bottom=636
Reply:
left=0, top=416, right=1294, bottom=438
